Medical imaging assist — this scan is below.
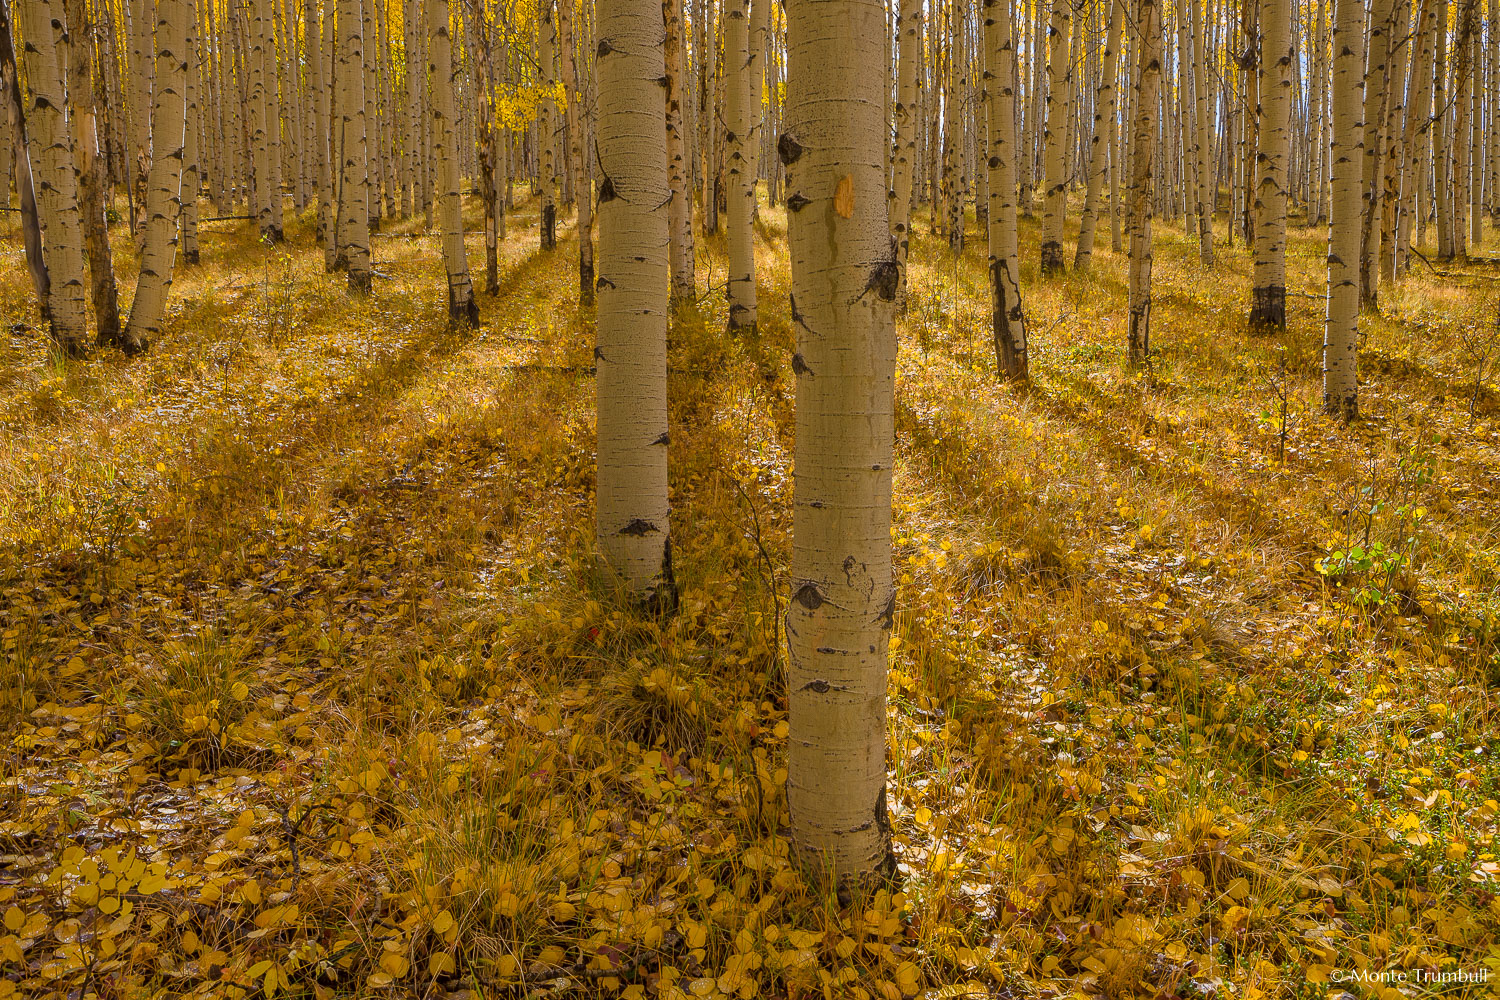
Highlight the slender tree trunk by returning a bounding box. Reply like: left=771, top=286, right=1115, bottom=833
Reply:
left=664, top=0, right=694, bottom=301
left=595, top=0, right=676, bottom=606
left=558, top=0, right=594, bottom=303
left=1190, top=0, right=1214, bottom=262
left=19, top=0, right=89, bottom=353
left=1074, top=0, right=1122, bottom=268
left=129, top=0, right=153, bottom=241
left=889, top=0, right=920, bottom=309
left=181, top=0, right=200, bottom=266
left=427, top=0, right=476, bottom=325
left=1249, top=0, right=1291, bottom=331
left=1356, top=0, right=1394, bottom=303
left=783, top=0, right=895, bottom=884
left=1038, top=0, right=1070, bottom=274
left=0, top=0, right=50, bottom=321
left=539, top=0, right=558, bottom=249
left=125, top=0, right=189, bottom=346
left=724, top=0, right=760, bottom=330
left=985, top=0, right=1027, bottom=379
left=1126, top=0, right=1162, bottom=363
left=336, top=0, right=372, bottom=291
left=63, top=0, right=124, bottom=348
left=1324, top=0, right=1362, bottom=417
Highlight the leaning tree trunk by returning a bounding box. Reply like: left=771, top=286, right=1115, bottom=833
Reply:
left=19, top=0, right=89, bottom=354
left=1126, top=0, right=1162, bottom=363
left=889, top=0, right=919, bottom=310
left=595, top=0, right=676, bottom=607
left=1074, top=0, right=1123, bottom=269
left=428, top=0, right=477, bottom=325
left=124, top=0, right=190, bottom=347
left=0, top=0, right=49, bottom=319
left=724, top=0, right=760, bottom=331
left=335, top=0, right=372, bottom=291
left=63, top=0, right=124, bottom=349
left=984, top=0, right=1027, bottom=379
left=1324, top=0, right=1362, bottom=418
left=1249, top=0, right=1292, bottom=331
left=783, top=0, right=896, bottom=883
left=1038, top=0, right=1071, bottom=275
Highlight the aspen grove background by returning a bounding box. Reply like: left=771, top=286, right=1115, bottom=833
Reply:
left=3, top=0, right=1500, bottom=995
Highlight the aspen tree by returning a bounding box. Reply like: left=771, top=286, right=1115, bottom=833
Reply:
left=1432, top=1, right=1452, bottom=259
left=1377, top=0, right=1410, bottom=281
left=985, top=0, right=1027, bottom=379
left=1393, top=0, right=1434, bottom=276
left=557, top=0, right=594, bottom=303
left=0, top=0, right=51, bottom=322
left=1073, top=0, right=1121, bottom=269
left=595, top=0, right=675, bottom=607
left=1451, top=0, right=1476, bottom=259
left=1324, top=0, right=1362, bottom=418
left=62, top=0, right=124, bottom=348
left=1188, top=0, right=1213, bottom=262
left=538, top=0, right=557, bottom=250
left=889, top=0, right=920, bottom=309
left=462, top=0, right=499, bottom=294
left=125, top=0, right=189, bottom=346
left=1125, top=0, right=1161, bottom=363
left=724, top=0, right=760, bottom=331
left=783, top=0, right=896, bottom=882
left=1249, top=0, right=1291, bottom=331
left=181, top=2, right=201, bottom=266
left=19, top=0, right=90, bottom=354
left=427, top=0, right=476, bottom=325
left=1356, top=0, right=1393, bottom=301
left=336, top=0, right=372, bottom=291
left=129, top=0, right=153, bottom=238
left=1038, top=0, right=1071, bottom=274
left=664, top=0, right=694, bottom=301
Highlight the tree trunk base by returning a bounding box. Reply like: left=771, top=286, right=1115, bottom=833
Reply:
left=1248, top=285, right=1286, bottom=331
left=348, top=270, right=372, bottom=295
left=541, top=204, right=556, bottom=250
left=1039, top=240, right=1065, bottom=276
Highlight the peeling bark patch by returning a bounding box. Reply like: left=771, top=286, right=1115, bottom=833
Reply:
left=791, top=352, right=813, bottom=376
left=619, top=519, right=660, bottom=536
left=777, top=132, right=804, bottom=165
left=792, top=582, right=824, bottom=610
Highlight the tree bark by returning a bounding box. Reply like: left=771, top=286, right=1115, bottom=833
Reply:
left=889, top=0, right=919, bottom=309
left=724, top=0, right=761, bottom=330
left=428, top=0, right=477, bottom=325
left=1249, top=0, right=1291, bottom=331
left=595, top=0, right=676, bottom=607
left=1073, top=0, right=1122, bottom=269
left=783, top=0, right=896, bottom=883
left=985, top=0, right=1027, bottom=379
left=1324, top=0, right=1362, bottom=418
left=1126, top=0, right=1162, bottom=363
left=0, top=0, right=50, bottom=321
left=1038, top=0, right=1071, bottom=274
left=335, top=0, right=373, bottom=291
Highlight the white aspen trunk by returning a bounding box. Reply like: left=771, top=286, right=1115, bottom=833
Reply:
left=724, top=0, right=759, bottom=330
left=62, top=0, right=124, bottom=348
left=1038, top=0, right=1070, bottom=273
left=1190, top=0, right=1213, bottom=262
left=1451, top=0, right=1475, bottom=258
left=985, top=0, right=1027, bottom=379
left=1432, top=1, right=1451, bottom=258
left=557, top=0, right=594, bottom=302
left=1324, top=0, right=1362, bottom=417
left=129, top=0, right=153, bottom=239
left=1394, top=0, right=1434, bottom=276
left=1249, top=0, right=1291, bottom=331
left=20, top=0, right=90, bottom=353
left=427, top=0, right=476, bottom=325
left=181, top=0, right=200, bottom=267
left=1126, top=0, right=1161, bottom=363
left=1073, top=0, right=1122, bottom=268
left=336, top=0, right=372, bottom=290
left=664, top=0, right=694, bottom=301
left=1, top=0, right=51, bottom=316
left=1377, top=0, right=1408, bottom=281
left=595, top=0, right=675, bottom=604
left=889, top=0, right=920, bottom=310
left=1309, top=0, right=1327, bottom=223
left=1356, top=0, right=1393, bottom=302
left=783, top=0, right=895, bottom=883
left=461, top=0, right=499, bottom=293
left=539, top=0, right=557, bottom=249
left=125, top=0, right=189, bottom=345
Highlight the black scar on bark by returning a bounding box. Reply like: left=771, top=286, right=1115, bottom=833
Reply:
left=598, top=176, right=617, bottom=203
left=791, top=353, right=813, bottom=376
left=988, top=154, right=1000, bottom=169
left=786, top=193, right=811, bottom=212
left=619, top=519, right=660, bottom=536
left=877, top=592, right=895, bottom=630
left=724, top=130, right=738, bottom=144
left=789, top=294, right=804, bottom=326
left=792, top=583, right=824, bottom=610
left=801, top=679, right=831, bottom=693
left=651, top=431, right=669, bottom=446
left=865, top=260, right=900, bottom=301
left=597, top=39, right=617, bottom=57
left=647, top=535, right=680, bottom=618
left=594, top=346, right=606, bottom=360
left=596, top=275, right=616, bottom=290
left=778, top=133, right=804, bottom=166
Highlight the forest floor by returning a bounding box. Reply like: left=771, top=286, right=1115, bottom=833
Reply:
left=2, top=197, right=1500, bottom=1000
